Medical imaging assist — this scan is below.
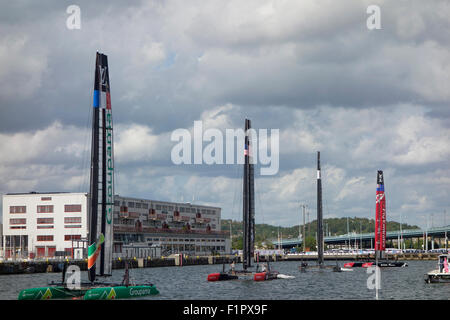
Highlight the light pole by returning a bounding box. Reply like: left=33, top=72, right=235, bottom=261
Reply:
left=347, top=217, right=350, bottom=251
left=301, top=204, right=307, bottom=253
left=445, top=210, right=448, bottom=251
left=360, top=221, right=362, bottom=251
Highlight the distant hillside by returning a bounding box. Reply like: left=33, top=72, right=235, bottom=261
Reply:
left=221, top=217, right=419, bottom=249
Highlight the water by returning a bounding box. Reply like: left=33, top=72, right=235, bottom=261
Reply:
left=0, top=260, right=448, bottom=300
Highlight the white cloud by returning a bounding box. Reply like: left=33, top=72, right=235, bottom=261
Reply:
left=0, top=35, right=47, bottom=101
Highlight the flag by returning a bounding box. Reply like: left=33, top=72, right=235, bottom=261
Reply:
left=88, top=233, right=105, bottom=269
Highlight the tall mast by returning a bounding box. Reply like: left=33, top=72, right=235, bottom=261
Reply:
left=375, top=170, right=386, bottom=260
left=242, top=119, right=255, bottom=270
left=88, top=52, right=114, bottom=282
left=316, top=151, right=324, bottom=267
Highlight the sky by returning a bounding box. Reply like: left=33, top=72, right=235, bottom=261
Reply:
left=0, top=0, right=449, bottom=229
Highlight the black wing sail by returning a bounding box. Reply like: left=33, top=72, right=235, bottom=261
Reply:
left=88, top=52, right=114, bottom=282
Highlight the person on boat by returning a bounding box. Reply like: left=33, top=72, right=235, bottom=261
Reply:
left=230, top=261, right=236, bottom=275
left=444, top=257, right=449, bottom=273
left=261, top=263, right=268, bottom=272
left=121, top=262, right=130, bottom=286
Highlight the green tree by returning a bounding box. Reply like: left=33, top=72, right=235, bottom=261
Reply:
left=304, top=236, right=316, bottom=251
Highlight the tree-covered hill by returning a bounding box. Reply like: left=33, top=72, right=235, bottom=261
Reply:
left=221, top=217, right=419, bottom=249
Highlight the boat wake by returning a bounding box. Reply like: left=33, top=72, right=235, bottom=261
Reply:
left=277, top=274, right=295, bottom=279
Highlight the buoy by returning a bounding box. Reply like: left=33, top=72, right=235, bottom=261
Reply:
left=207, top=273, right=221, bottom=281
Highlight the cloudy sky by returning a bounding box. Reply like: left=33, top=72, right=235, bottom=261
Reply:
left=0, top=0, right=449, bottom=229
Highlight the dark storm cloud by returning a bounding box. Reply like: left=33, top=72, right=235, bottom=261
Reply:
left=0, top=1, right=449, bottom=227
left=1, top=0, right=450, bottom=135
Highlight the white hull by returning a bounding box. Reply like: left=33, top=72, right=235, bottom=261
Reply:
left=425, top=270, right=450, bottom=283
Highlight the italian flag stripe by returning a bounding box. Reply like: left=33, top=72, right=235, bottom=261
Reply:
left=88, top=233, right=105, bottom=269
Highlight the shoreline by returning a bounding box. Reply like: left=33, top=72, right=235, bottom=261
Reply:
left=0, top=252, right=440, bottom=275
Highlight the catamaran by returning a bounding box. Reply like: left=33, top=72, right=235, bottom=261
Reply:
left=18, top=52, right=159, bottom=300
left=299, top=152, right=343, bottom=272
left=343, top=170, right=407, bottom=269
left=207, top=119, right=289, bottom=281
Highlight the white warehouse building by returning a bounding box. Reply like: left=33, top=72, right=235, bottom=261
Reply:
left=2, top=192, right=230, bottom=260
left=2, top=192, right=88, bottom=259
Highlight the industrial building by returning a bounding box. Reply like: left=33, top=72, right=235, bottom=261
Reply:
left=2, top=192, right=230, bottom=260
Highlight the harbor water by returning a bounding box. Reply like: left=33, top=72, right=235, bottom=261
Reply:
left=0, top=260, right=448, bottom=300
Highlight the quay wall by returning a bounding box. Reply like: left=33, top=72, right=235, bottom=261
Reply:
left=282, top=253, right=441, bottom=261
left=0, top=255, right=238, bottom=275
left=0, top=253, right=440, bottom=275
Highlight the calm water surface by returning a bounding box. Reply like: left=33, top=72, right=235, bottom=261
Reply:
left=0, top=260, right=448, bottom=300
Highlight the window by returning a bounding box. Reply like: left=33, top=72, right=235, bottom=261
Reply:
left=10, top=218, right=26, bottom=225
left=37, top=235, right=54, bottom=241
left=41, top=197, right=52, bottom=201
left=156, top=205, right=161, bottom=210
left=64, top=217, right=82, bottom=224
left=37, top=218, right=54, bottom=224
left=10, top=226, right=26, bottom=229
left=142, top=203, right=148, bottom=209
left=128, top=202, right=135, bottom=208
left=37, top=226, right=54, bottom=229
left=65, top=225, right=81, bottom=229
left=180, top=207, right=185, bottom=212
left=37, top=205, right=53, bottom=213
left=135, top=202, right=142, bottom=208
left=9, top=206, right=26, bottom=214
left=64, top=204, right=81, bottom=212
left=65, top=235, right=81, bottom=241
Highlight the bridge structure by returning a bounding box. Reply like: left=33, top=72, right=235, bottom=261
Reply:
left=272, top=226, right=450, bottom=251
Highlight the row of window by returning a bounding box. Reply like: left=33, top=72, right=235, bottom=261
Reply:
left=9, top=204, right=82, bottom=214
left=9, top=217, right=82, bottom=230
left=117, top=202, right=217, bottom=216
left=9, top=217, right=82, bottom=225
left=36, top=235, right=82, bottom=242
left=147, top=238, right=225, bottom=243
left=10, top=225, right=82, bottom=230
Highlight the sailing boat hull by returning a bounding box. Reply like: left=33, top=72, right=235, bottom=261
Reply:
left=83, top=285, right=159, bottom=300
left=254, top=271, right=279, bottom=281
left=18, top=287, right=87, bottom=300
left=207, top=273, right=239, bottom=281
left=362, top=261, right=407, bottom=268
left=343, top=261, right=407, bottom=268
